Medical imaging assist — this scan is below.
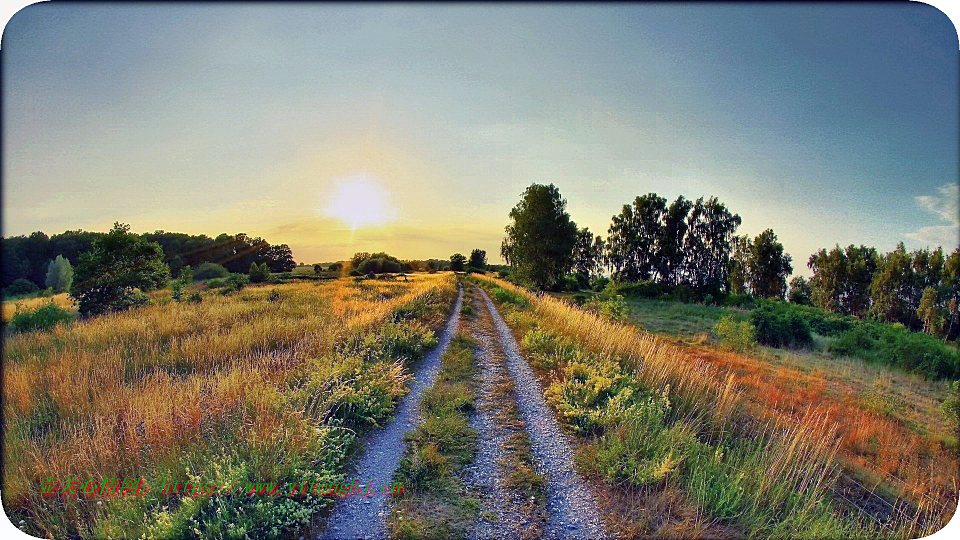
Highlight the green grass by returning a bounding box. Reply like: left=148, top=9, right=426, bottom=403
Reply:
left=390, top=334, right=480, bottom=540
left=623, top=297, right=749, bottom=340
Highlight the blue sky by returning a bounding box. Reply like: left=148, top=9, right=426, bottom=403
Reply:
left=3, top=4, right=958, bottom=274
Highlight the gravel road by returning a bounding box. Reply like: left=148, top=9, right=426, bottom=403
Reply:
left=318, top=286, right=462, bottom=540
left=478, top=287, right=607, bottom=540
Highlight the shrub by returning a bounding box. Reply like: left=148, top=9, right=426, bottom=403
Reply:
left=71, top=223, right=168, bottom=317
left=591, top=276, right=610, bottom=292
left=6, top=278, right=39, bottom=296
left=583, top=294, right=628, bottom=323
left=613, top=280, right=663, bottom=299
left=491, top=287, right=528, bottom=308
left=751, top=304, right=813, bottom=349
left=249, top=262, right=270, bottom=283
left=218, top=274, right=249, bottom=294
left=9, top=302, right=74, bottom=333
left=358, top=257, right=401, bottom=274
left=186, top=292, right=202, bottom=304
left=722, top=293, right=756, bottom=309
left=830, top=322, right=960, bottom=379
left=194, top=262, right=230, bottom=280
left=942, top=381, right=960, bottom=430
left=171, top=275, right=189, bottom=301
left=714, top=315, right=756, bottom=352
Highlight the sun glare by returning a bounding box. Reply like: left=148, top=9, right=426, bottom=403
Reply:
left=322, top=174, right=399, bottom=230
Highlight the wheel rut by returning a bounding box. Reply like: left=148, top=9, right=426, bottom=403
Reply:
left=319, top=286, right=463, bottom=540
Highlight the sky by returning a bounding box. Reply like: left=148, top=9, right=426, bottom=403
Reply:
left=3, top=4, right=958, bottom=276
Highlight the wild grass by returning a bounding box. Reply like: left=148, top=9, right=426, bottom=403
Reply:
left=2, top=274, right=456, bottom=539
left=390, top=333, right=480, bottom=540
left=473, top=275, right=950, bottom=538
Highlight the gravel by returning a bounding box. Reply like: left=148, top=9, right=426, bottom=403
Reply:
left=318, top=286, right=463, bottom=540
left=478, top=288, right=607, bottom=540
left=464, top=293, right=529, bottom=540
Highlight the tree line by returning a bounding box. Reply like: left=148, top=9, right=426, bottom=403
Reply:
left=2, top=228, right=296, bottom=294
left=499, top=183, right=959, bottom=340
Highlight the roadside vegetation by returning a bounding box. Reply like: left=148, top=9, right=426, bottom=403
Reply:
left=474, top=274, right=952, bottom=538
left=3, top=267, right=456, bottom=539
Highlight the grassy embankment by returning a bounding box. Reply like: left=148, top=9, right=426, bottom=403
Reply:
left=474, top=275, right=947, bottom=539
left=2, top=274, right=456, bottom=539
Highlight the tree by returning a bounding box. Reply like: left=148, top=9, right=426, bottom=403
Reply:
left=468, top=249, right=487, bottom=270
left=788, top=276, right=813, bottom=305
left=658, top=196, right=692, bottom=286
left=728, top=235, right=751, bottom=295
left=683, top=197, right=742, bottom=295
left=350, top=252, right=371, bottom=272
left=328, top=262, right=343, bottom=272
left=450, top=253, right=467, bottom=272
left=917, top=286, right=946, bottom=337
left=71, top=223, right=169, bottom=317
left=606, top=193, right=666, bottom=282
left=45, top=255, right=74, bottom=293
left=572, top=227, right=604, bottom=282
left=501, top=184, right=579, bottom=290
left=808, top=244, right=877, bottom=317
left=748, top=229, right=792, bottom=299
left=249, top=262, right=270, bottom=283
left=313, top=263, right=324, bottom=275
left=869, top=243, right=915, bottom=325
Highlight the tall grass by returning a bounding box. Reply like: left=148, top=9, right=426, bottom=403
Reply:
left=473, top=275, right=944, bottom=538
left=3, top=274, right=456, bottom=539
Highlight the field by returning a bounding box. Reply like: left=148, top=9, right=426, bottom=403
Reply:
left=2, top=274, right=457, bottom=539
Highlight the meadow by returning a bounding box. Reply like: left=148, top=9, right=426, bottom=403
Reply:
left=2, top=274, right=457, bottom=539
left=475, top=275, right=958, bottom=539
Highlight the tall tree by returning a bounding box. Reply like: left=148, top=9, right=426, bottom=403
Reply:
left=683, top=197, right=742, bottom=294
left=71, top=223, right=169, bottom=317
left=728, top=234, right=751, bottom=295
left=869, top=243, right=916, bottom=325
left=572, top=227, right=604, bottom=281
left=658, top=195, right=692, bottom=286
left=605, top=193, right=666, bottom=282
left=788, top=276, right=813, bottom=305
left=468, top=249, right=487, bottom=270
left=501, top=184, right=579, bottom=290
left=809, top=244, right=877, bottom=317
left=748, top=229, right=793, bottom=299
left=450, top=253, right=467, bottom=272
left=45, top=255, right=74, bottom=293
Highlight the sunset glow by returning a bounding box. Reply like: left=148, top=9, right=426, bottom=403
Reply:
left=322, top=174, right=399, bottom=231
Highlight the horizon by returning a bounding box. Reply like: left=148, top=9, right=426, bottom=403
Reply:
left=4, top=4, right=959, bottom=277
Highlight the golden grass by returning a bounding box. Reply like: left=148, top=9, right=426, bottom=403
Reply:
left=2, top=293, right=76, bottom=322
left=2, top=274, right=455, bottom=537
left=474, top=275, right=955, bottom=535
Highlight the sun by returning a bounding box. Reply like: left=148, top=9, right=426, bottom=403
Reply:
left=322, top=174, right=399, bottom=230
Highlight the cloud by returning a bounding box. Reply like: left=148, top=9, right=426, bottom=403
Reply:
left=906, top=184, right=959, bottom=248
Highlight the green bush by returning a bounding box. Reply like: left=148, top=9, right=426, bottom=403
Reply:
left=491, top=287, right=528, bottom=308
left=721, top=293, right=756, bottom=309
left=194, top=262, right=230, bottom=280
left=714, top=315, right=756, bottom=352
left=6, top=278, right=39, bottom=296
left=942, top=381, right=960, bottom=430
left=583, top=294, right=628, bottom=323
left=9, top=302, right=74, bottom=333
left=186, top=292, right=202, bottom=303
left=591, top=276, right=610, bottom=292
left=249, top=262, right=270, bottom=283
left=751, top=304, right=813, bottom=349
left=830, top=322, right=959, bottom=379
left=613, top=280, right=664, bottom=299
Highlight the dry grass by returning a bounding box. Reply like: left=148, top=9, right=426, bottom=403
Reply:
left=2, top=293, right=77, bottom=322
left=474, top=275, right=953, bottom=537
left=2, top=274, right=455, bottom=538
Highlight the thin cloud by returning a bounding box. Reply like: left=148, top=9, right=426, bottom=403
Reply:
left=906, top=183, right=959, bottom=248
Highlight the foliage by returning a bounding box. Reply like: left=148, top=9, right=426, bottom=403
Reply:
left=249, top=262, right=271, bottom=283
left=747, top=229, right=792, bottom=299
left=5, top=278, right=39, bottom=296
left=788, top=276, right=812, bottom=305
left=194, top=262, right=230, bottom=280
left=606, top=193, right=667, bottom=282
left=44, top=255, right=74, bottom=293
left=583, top=294, right=628, bottom=323
left=219, top=274, right=249, bottom=294
left=501, top=183, right=579, bottom=290
left=808, top=244, right=877, bottom=317
left=682, top=197, right=742, bottom=295
left=491, top=286, right=528, bottom=308
left=467, top=248, right=487, bottom=270
left=750, top=303, right=814, bottom=349
left=714, top=315, right=756, bottom=352
left=70, top=223, right=168, bottom=317
left=8, top=301, right=73, bottom=332
left=830, top=322, right=959, bottom=379
left=942, top=381, right=960, bottom=430
left=358, top=254, right=403, bottom=274
left=572, top=227, right=604, bottom=280
left=448, top=253, right=466, bottom=272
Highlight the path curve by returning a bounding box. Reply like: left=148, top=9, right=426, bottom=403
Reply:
left=478, top=288, right=606, bottom=539
left=319, top=285, right=463, bottom=540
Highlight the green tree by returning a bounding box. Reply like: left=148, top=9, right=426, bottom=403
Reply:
left=450, top=253, right=467, bottom=272
left=606, top=193, right=666, bottom=281
left=917, top=286, right=946, bottom=337
left=658, top=195, right=692, bottom=286
left=468, top=249, right=487, bottom=270
left=501, top=184, right=579, bottom=290
left=869, top=243, right=915, bottom=325
left=728, top=235, right=751, bottom=295
left=748, top=229, right=793, bottom=299
left=249, top=262, right=270, bottom=283
left=788, top=276, right=812, bottom=305
left=313, top=263, right=324, bottom=274
left=71, top=223, right=169, bottom=317
left=45, top=254, right=74, bottom=293
left=809, top=244, right=877, bottom=317
left=683, top=197, right=742, bottom=295
left=572, top=228, right=604, bottom=281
